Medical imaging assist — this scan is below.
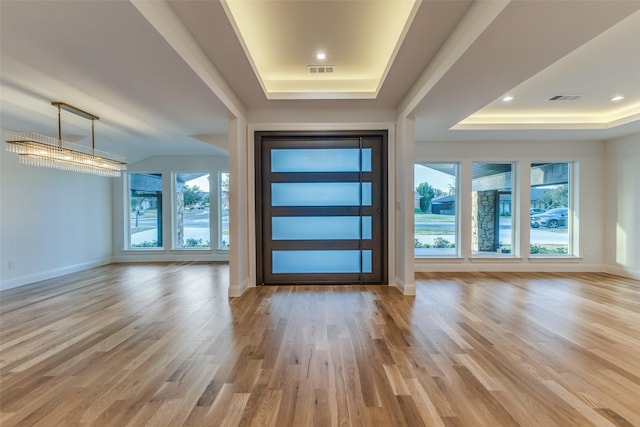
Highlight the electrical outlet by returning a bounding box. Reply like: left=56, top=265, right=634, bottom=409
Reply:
left=8, top=261, right=16, bottom=270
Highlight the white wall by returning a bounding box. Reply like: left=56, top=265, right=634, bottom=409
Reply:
left=605, top=133, right=640, bottom=279
left=1, top=130, right=114, bottom=291
left=5, top=124, right=633, bottom=293
left=112, top=155, right=230, bottom=263
left=414, top=139, right=607, bottom=273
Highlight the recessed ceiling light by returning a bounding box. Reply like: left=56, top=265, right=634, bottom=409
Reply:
left=316, top=52, right=326, bottom=61
left=611, top=95, right=625, bottom=102
left=502, top=96, right=514, bottom=102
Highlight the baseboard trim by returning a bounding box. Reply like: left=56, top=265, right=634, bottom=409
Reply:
left=113, top=253, right=229, bottom=263
left=228, top=278, right=251, bottom=297
left=604, top=265, right=640, bottom=280
left=415, top=262, right=604, bottom=273
left=402, top=282, right=416, bottom=296
left=0, top=258, right=113, bottom=292
left=393, top=277, right=416, bottom=296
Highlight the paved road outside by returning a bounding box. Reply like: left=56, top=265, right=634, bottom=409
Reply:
left=130, top=211, right=229, bottom=246
left=132, top=213, right=567, bottom=249
left=415, top=216, right=569, bottom=246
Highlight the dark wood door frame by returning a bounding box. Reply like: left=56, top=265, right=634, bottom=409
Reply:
left=255, top=130, right=388, bottom=285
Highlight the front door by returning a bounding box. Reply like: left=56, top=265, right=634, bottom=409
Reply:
left=255, top=131, right=387, bottom=285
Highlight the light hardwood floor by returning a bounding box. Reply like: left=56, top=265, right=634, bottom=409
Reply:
left=1, top=264, right=639, bottom=426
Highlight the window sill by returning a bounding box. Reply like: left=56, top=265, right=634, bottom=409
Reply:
left=415, top=257, right=464, bottom=263
left=173, top=247, right=212, bottom=251
left=528, top=256, right=583, bottom=263
left=470, top=256, right=523, bottom=263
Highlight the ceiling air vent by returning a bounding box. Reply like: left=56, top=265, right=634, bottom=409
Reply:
left=548, top=95, right=582, bottom=101
left=308, top=65, right=335, bottom=74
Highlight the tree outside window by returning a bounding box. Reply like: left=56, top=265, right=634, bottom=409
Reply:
left=219, top=172, right=230, bottom=249
left=414, top=163, right=458, bottom=256
left=175, top=173, right=210, bottom=248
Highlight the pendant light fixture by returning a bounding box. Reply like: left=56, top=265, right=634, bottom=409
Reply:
left=5, top=102, right=127, bottom=177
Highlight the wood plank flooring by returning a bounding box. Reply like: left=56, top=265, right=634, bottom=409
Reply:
left=1, top=264, right=639, bottom=426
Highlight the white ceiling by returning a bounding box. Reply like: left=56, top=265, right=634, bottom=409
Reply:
left=1, top=0, right=639, bottom=164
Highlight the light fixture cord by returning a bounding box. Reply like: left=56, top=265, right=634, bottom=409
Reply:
left=91, top=119, right=95, bottom=155
left=57, top=104, right=62, bottom=147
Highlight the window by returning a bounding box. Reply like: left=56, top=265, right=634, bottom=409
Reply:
left=219, top=172, right=229, bottom=249
left=129, top=173, right=163, bottom=248
left=471, top=162, right=515, bottom=256
left=530, top=163, right=571, bottom=255
left=414, top=163, right=458, bottom=256
left=175, top=173, right=210, bottom=248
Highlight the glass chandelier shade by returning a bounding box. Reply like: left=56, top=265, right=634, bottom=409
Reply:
left=5, top=102, right=127, bottom=177
left=5, top=132, right=127, bottom=177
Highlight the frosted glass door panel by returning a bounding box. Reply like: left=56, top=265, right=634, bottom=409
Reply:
left=272, top=250, right=364, bottom=273
left=362, top=250, right=372, bottom=273
left=272, top=182, right=371, bottom=206
left=361, top=149, right=372, bottom=172
left=272, top=149, right=367, bottom=172
left=362, top=216, right=372, bottom=240
left=273, top=216, right=372, bottom=240
left=362, top=182, right=372, bottom=206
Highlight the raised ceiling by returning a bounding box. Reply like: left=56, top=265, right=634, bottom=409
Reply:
left=410, top=0, right=640, bottom=142
left=165, top=0, right=472, bottom=110
left=1, top=0, right=640, bottom=163
left=221, top=0, right=419, bottom=100
left=455, top=9, right=640, bottom=131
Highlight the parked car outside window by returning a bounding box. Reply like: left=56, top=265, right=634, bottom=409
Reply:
left=530, top=207, right=568, bottom=228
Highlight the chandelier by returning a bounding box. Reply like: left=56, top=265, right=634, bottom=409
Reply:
left=5, top=102, right=127, bottom=177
